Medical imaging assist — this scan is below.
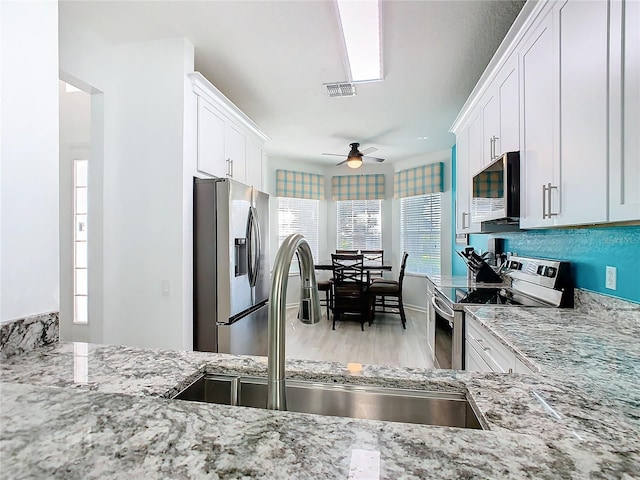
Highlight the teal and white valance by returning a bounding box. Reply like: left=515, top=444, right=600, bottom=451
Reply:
left=276, top=169, right=325, bottom=200
left=331, top=174, right=385, bottom=201
left=394, top=162, right=444, bottom=198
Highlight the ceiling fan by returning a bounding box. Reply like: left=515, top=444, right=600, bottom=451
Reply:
left=322, top=143, right=385, bottom=169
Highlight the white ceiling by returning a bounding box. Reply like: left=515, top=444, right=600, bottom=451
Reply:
left=59, top=0, right=525, bottom=167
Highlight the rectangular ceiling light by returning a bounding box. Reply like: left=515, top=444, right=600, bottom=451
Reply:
left=335, top=0, right=382, bottom=82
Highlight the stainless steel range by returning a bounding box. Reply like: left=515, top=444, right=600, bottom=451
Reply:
left=429, top=255, right=573, bottom=370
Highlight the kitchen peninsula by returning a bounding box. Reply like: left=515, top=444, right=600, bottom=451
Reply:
left=1, top=294, right=639, bottom=479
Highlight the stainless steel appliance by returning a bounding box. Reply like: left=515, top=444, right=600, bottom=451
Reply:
left=194, top=178, right=270, bottom=355
left=430, top=255, right=572, bottom=370
left=471, top=151, right=520, bottom=224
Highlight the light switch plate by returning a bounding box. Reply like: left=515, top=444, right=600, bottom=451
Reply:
left=605, top=266, right=617, bottom=290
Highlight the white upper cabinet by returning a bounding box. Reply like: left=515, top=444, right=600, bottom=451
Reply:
left=455, top=128, right=471, bottom=233
left=519, top=10, right=557, bottom=229
left=521, top=0, right=609, bottom=228
left=481, top=56, right=520, bottom=165
left=453, top=109, right=483, bottom=235
left=555, top=0, right=609, bottom=226
left=189, top=72, right=269, bottom=188
left=225, top=123, right=246, bottom=182
left=245, top=140, right=264, bottom=189
left=498, top=58, right=520, bottom=154
left=451, top=0, right=638, bottom=229
left=481, top=91, right=500, bottom=167
left=196, top=97, right=226, bottom=178
left=609, top=0, right=640, bottom=221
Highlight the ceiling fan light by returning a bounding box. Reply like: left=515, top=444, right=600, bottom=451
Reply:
left=347, top=156, right=362, bottom=168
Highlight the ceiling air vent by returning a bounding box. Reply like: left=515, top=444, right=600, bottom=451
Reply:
left=323, top=82, right=357, bottom=98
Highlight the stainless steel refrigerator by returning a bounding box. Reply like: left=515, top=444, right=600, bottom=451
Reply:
left=193, top=178, right=270, bottom=355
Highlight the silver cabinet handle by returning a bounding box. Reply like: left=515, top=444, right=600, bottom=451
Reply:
left=548, top=183, right=558, bottom=217
left=542, top=183, right=558, bottom=219
left=226, top=158, right=232, bottom=177
left=489, top=136, right=500, bottom=160
left=461, top=211, right=469, bottom=230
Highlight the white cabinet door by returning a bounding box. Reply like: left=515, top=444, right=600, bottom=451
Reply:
left=468, top=110, right=484, bottom=178
left=482, top=92, right=500, bottom=166
left=455, top=129, right=471, bottom=233
left=467, top=111, right=483, bottom=232
left=499, top=58, right=520, bottom=153
left=245, top=140, right=263, bottom=189
left=519, top=12, right=557, bottom=229
left=196, top=97, right=226, bottom=177
left=556, top=0, right=609, bottom=226
left=225, top=123, right=246, bottom=182
left=610, top=0, right=640, bottom=221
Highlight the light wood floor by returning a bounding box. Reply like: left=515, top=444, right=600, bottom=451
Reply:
left=285, top=306, right=435, bottom=369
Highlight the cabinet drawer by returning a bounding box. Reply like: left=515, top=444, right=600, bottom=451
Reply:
left=465, top=339, right=493, bottom=373
left=466, top=317, right=514, bottom=373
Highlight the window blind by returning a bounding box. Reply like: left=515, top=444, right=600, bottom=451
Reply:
left=336, top=199, right=382, bottom=250
left=278, top=197, right=319, bottom=273
left=400, top=193, right=441, bottom=275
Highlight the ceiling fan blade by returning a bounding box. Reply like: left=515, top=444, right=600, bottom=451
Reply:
left=336, top=159, right=348, bottom=166
left=362, top=156, right=385, bottom=162
left=360, top=146, right=378, bottom=155
left=322, top=153, right=347, bottom=157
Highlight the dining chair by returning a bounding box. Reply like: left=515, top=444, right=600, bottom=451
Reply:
left=336, top=249, right=384, bottom=281
left=317, top=277, right=333, bottom=320
left=331, top=253, right=370, bottom=331
left=361, top=249, right=384, bottom=280
left=368, top=252, right=409, bottom=329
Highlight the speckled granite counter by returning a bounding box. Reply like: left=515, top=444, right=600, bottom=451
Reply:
left=1, top=300, right=639, bottom=478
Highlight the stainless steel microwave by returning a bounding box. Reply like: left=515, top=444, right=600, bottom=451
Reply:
left=471, top=151, right=520, bottom=224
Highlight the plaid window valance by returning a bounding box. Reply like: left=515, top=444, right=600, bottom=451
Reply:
left=394, top=163, right=444, bottom=198
left=276, top=169, right=324, bottom=200
left=331, top=174, right=385, bottom=200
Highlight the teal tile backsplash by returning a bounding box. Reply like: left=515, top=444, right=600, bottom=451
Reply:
left=451, top=146, right=640, bottom=303
left=461, top=226, right=640, bottom=303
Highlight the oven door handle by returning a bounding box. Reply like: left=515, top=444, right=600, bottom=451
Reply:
left=431, top=294, right=455, bottom=323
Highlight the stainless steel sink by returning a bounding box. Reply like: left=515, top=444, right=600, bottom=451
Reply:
left=173, top=374, right=483, bottom=429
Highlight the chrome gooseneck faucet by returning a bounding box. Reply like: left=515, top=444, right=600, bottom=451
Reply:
left=267, top=234, right=321, bottom=411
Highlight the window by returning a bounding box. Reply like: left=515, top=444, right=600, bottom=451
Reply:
left=73, top=160, right=89, bottom=324
left=336, top=199, right=381, bottom=250
left=278, top=197, right=319, bottom=273
left=400, top=193, right=441, bottom=275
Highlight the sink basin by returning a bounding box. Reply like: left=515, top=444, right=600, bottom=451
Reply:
left=173, top=374, right=483, bottom=429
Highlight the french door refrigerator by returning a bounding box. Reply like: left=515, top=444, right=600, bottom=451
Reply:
left=194, top=177, right=270, bottom=356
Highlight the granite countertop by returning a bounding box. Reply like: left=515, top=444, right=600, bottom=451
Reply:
left=2, top=301, right=640, bottom=478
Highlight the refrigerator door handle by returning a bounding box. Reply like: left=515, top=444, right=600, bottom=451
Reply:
left=247, top=206, right=260, bottom=287
left=254, top=207, right=262, bottom=284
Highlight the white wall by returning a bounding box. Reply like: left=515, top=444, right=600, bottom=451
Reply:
left=59, top=20, right=195, bottom=349
left=1, top=1, right=59, bottom=322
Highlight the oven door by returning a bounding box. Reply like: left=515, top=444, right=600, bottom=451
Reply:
left=431, top=291, right=464, bottom=370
